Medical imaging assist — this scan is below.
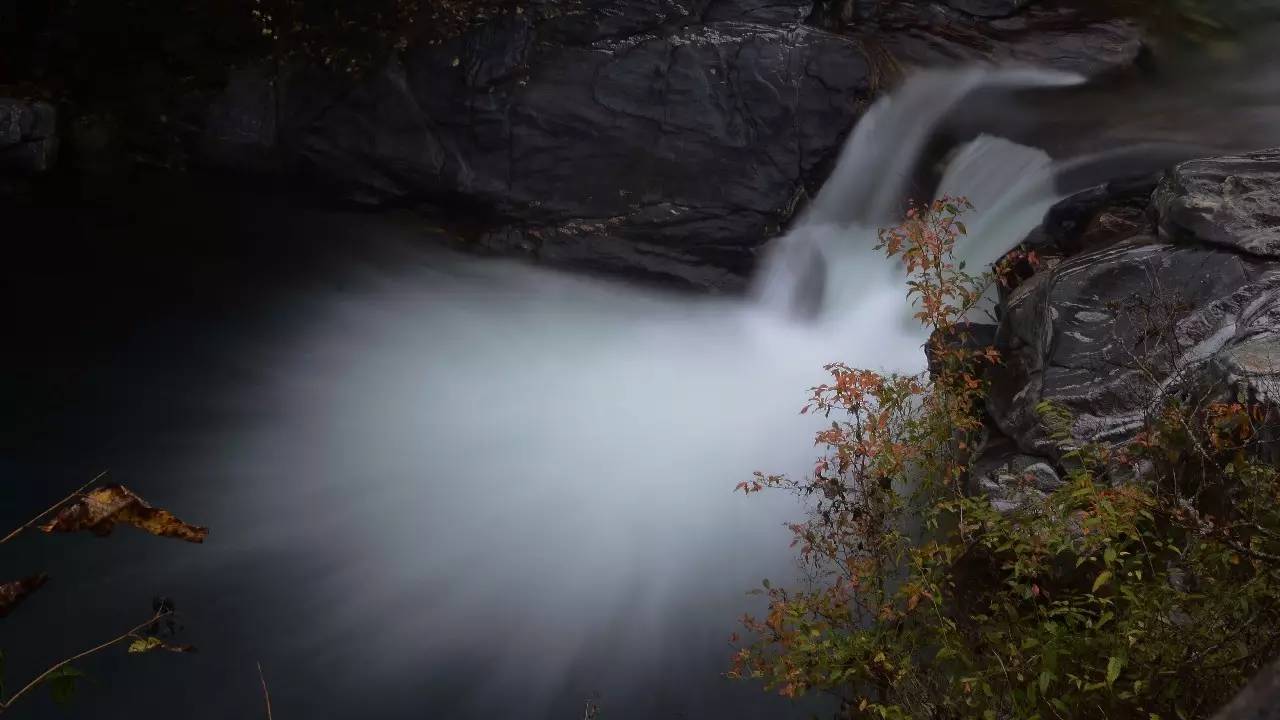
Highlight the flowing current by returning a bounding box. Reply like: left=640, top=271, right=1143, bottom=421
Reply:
left=23, top=68, right=1091, bottom=719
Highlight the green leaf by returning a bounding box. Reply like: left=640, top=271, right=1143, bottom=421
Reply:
left=1107, top=656, right=1124, bottom=687
left=1093, top=570, right=1113, bottom=593
left=46, top=665, right=84, bottom=706
left=1104, top=547, right=1117, bottom=566
left=956, top=222, right=968, bottom=236
left=1039, top=669, right=1053, bottom=694
left=761, top=578, right=771, bottom=590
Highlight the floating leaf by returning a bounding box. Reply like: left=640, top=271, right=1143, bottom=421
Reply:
left=0, top=574, right=48, bottom=618
left=39, top=485, right=208, bottom=543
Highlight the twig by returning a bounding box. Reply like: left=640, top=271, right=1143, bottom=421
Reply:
left=0, top=609, right=170, bottom=714
left=258, top=661, right=273, bottom=720
left=1, top=470, right=109, bottom=545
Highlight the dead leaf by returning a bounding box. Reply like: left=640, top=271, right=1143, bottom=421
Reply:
left=39, top=485, right=208, bottom=543
left=128, top=636, right=163, bottom=654
left=127, top=635, right=196, bottom=655
left=0, top=574, right=48, bottom=617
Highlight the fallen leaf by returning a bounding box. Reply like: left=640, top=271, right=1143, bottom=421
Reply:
left=0, top=574, right=48, bottom=617
left=39, top=485, right=208, bottom=543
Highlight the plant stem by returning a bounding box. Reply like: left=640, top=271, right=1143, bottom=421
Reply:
left=0, top=610, right=170, bottom=714
left=0, top=470, right=109, bottom=545
left=258, top=661, right=273, bottom=720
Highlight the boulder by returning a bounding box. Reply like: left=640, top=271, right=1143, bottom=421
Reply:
left=1022, top=174, right=1158, bottom=258
left=1154, top=149, right=1280, bottom=258
left=989, top=149, right=1280, bottom=460
left=969, top=433, right=1062, bottom=513
left=0, top=98, right=58, bottom=176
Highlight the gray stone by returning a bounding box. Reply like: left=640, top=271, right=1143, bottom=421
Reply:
left=1155, top=149, right=1280, bottom=258
left=989, top=238, right=1280, bottom=458
left=990, top=148, right=1280, bottom=461
left=970, top=434, right=1062, bottom=513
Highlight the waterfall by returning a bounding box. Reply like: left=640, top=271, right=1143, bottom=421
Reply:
left=753, top=67, right=1081, bottom=322
left=117, top=67, right=1078, bottom=720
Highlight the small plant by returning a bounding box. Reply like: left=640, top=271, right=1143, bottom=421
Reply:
left=730, top=198, right=1280, bottom=719
left=0, top=473, right=205, bottom=713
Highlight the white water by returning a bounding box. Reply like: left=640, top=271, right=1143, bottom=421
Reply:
left=166, top=67, right=1078, bottom=718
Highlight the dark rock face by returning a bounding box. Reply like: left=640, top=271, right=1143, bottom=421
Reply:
left=202, top=6, right=870, bottom=289
left=0, top=99, right=58, bottom=176
left=943, top=0, right=1033, bottom=19
left=1154, top=149, right=1280, bottom=258
left=989, top=149, right=1280, bottom=461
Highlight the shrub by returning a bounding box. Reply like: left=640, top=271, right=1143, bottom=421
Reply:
left=730, top=198, right=1280, bottom=719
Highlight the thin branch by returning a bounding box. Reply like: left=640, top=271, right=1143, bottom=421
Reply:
left=1, top=470, right=109, bottom=545
left=257, top=661, right=274, bottom=720
left=0, top=610, right=171, bottom=714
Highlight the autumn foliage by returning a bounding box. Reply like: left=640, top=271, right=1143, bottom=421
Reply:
left=0, top=478, right=205, bottom=713
left=731, top=198, right=1280, bottom=719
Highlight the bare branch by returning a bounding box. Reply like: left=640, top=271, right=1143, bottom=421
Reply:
left=1, top=470, right=109, bottom=545
left=0, top=610, right=171, bottom=714
left=258, top=661, right=274, bottom=720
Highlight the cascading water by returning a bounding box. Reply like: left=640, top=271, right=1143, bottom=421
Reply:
left=753, top=67, right=1081, bottom=322
left=47, top=67, right=1082, bottom=719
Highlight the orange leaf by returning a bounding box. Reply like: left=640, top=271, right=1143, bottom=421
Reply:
left=39, top=484, right=208, bottom=543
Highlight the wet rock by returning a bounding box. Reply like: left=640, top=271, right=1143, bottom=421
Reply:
left=206, top=18, right=869, bottom=289
left=970, top=433, right=1061, bottom=513
left=997, top=18, right=1144, bottom=77
left=988, top=238, right=1280, bottom=458
left=989, top=148, right=1280, bottom=460
left=1023, top=174, right=1158, bottom=257
left=883, top=10, right=1145, bottom=80
left=944, top=0, right=1033, bottom=19
left=1154, top=149, right=1280, bottom=258
left=197, top=1, right=1154, bottom=286
left=0, top=98, right=58, bottom=176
